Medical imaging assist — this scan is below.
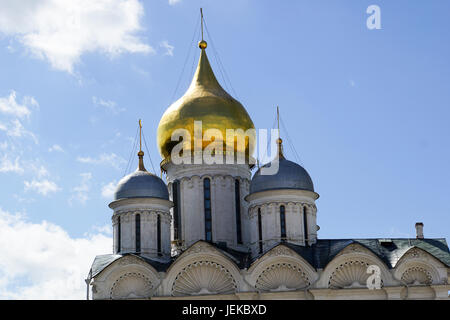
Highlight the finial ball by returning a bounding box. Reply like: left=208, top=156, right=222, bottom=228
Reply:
left=198, top=40, right=207, bottom=49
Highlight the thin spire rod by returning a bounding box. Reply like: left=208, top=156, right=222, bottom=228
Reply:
left=276, top=106, right=284, bottom=158
left=137, top=119, right=146, bottom=171
left=198, top=9, right=207, bottom=49
left=277, top=106, right=280, bottom=137
left=139, top=119, right=142, bottom=152
left=200, top=8, right=204, bottom=41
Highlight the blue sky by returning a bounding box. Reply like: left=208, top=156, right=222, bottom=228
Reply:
left=0, top=0, right=449, bottom=298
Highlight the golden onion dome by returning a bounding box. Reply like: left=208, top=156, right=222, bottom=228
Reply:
left=157, top=43, right=255, bottom=163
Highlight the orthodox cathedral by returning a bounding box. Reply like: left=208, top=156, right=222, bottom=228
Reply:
left=87, top=21, right=450, bottom=300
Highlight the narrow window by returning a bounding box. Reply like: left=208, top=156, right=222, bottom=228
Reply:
left=172, top=180, right=181, bottom=241
left=235, top=179, right=242, bottom=244
left=204, top=178, right=212, bottom=242
left=135, top=214, right=141, bottom=253
left=117, top=216, right=121, bottom=254
left=280, top=205, right=286, bottom=240
left=258, top=208, right=263, bottom=254
left=157, top=215, right=162, bottom=256
left=303, top=206, right=308, bottom=245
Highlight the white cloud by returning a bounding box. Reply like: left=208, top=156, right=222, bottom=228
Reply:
left=131, top=64, right=149, bottom=77
left=0, top=155, right=24, bottom=174
left=92, top=224, right=113, bottom=235
left=27, top=161, right=50, bottom=178
left=77, top=153, right=126, bottom=170
left=0, top=152, right=51, bottom=180
left=160, top=40, right=174, bottom=56
left=0, top=119, right=38, bottom=144
left=0, top=90, right=39, bottom=144
left=0, top=208, right=111, bottom=299
left=92, top=96, right=125, bottom=114
left=48, top=144, right=64, bottom=153
left=168, top=0, right=182, bottom=5
left=24, top=179, right=61, bottom=196
left=0, top=0, right=153, bottom=73
left=0, top=91, right=39, bottom=144
left=0, top=91, right=37, bottom=118
left=69, top=172, right=92, bottom=205
left=101, top=181, right=117, bottom=199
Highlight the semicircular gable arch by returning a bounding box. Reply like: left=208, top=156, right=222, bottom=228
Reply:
left=247, top=244, right=318, bottom=290
left=394, top=247, right=446, bottom=285
left=319, top=243, right=393, bottom=288
left=164, top=241, right=243, bottom=296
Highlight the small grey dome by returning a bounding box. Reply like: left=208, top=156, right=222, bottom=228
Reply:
left=114, top=170, right=169, bottom=201
left=250, top=157, right=315, bottom=194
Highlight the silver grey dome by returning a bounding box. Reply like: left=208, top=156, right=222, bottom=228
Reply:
left=114, top=170, right=169, bottom=201
left=250, top=157, right=315, bottom=194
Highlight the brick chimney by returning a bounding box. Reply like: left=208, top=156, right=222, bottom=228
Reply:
left=415, top=222, right=424, bottom=239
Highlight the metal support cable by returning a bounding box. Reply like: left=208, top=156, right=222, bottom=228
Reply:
left=203, top=19, right=239, bottom=100
left=142, top=128, right=156, bottom=175
left=280, top=116, right=303, bottom=165
left=171, top=13, right=201, bottom=101
left=123, top=127, right=139, bottom=177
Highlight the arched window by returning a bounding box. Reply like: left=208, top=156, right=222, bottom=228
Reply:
left=303, top=206, right=308, bottom=245
left=258, top=208, right=263, bottom=254
left=157, top=215, right=162, bottom=256
left=203, top=178, right=212, bottom=242
left=172, top=180, right=181, bottom=241
left=235, top=179, right=242, bottom=244
left=117, top=216, right=121, bottom=254
left=135, top=214, right=141, bottom=253
left=280, top=205, right=286, bottom=240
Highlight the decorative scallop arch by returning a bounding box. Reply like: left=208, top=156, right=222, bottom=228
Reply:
left=328, top=260, right=384, bottom=289
left=247, top=244, right=318, bottom=291
left=401, top=266, right=433, bottom=285
left=255, top=262, right=310, bottom=292
left=320, top=243, right=392, bottom=288
left=92, top=255, right=161, bottom=300
left=394, top=247, right=443, bottom=285
left=171, top=261, right=237, bottom=296
left=164, top=241, right=242, bottom=297
left=110, top=272, right=153, bottom=299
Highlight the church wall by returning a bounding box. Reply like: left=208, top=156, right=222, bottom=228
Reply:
left=90, top=241, right=450, bottom=300
left=164, top=162, right=252, bottom=251
left=108, top=198, right=173, bottom=259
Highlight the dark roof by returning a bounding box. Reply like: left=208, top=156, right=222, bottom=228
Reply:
left=272, top=238, right=450, bottom=269
left=89, top=253, right=173, bottom=278
left=250, top=157, right=315, bottom=194
left=114, top=170, right=169, bottom=201
left=89, top=238, right=450, bottom=277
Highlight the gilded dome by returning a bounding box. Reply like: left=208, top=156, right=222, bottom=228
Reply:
left=157, top=46, right=255, bottom=162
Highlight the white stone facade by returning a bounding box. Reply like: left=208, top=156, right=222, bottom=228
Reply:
left=88, top=160, right=450, bottom=300
left=90, top=241, right=450, bottom=300
left=246, top=189, right=319, bottom=256
left=164, top=162, right=251, bottom=251
left=89, top=159, right=450, bottom=300
left=109, top=197, right=173, bottom=259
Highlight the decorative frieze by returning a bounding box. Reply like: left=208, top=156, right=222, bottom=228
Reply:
left=255, top=263, right=310, bottom=291
left=110, top=272, right=153, bottom=299
left=171, top=261, right=237, bottom=296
